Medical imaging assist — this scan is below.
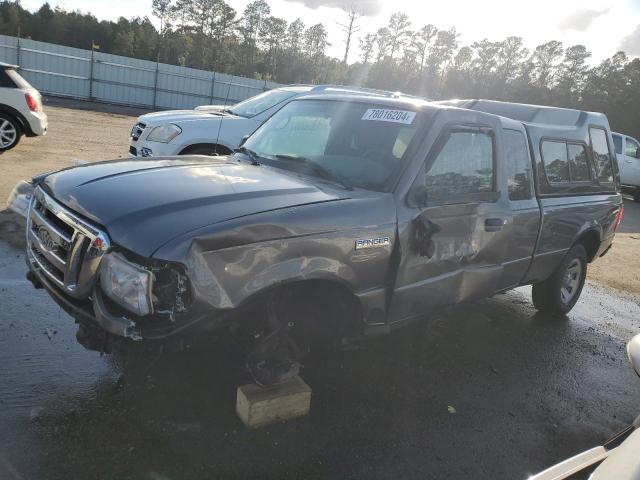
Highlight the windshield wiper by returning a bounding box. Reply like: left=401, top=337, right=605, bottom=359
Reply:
left=234, top=146, right=260, bottom=165
left=273, top=154, right=353, bottom=190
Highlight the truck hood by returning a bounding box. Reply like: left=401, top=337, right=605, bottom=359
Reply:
left=42, top=157, right=350, bottom=257
left=138, top=109, right=240, bottom=126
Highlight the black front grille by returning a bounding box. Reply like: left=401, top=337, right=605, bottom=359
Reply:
left=129, top=146, right=137, bottom=156
left=27, top=188, right=110, bottom=299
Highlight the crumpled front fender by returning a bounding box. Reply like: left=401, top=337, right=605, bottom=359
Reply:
left=183, top=235, right=359, bottom=311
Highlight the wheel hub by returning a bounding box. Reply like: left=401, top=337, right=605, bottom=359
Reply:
left=0, top=119, right=17, bottom=148
left=560, top=258, right=582, bottom=304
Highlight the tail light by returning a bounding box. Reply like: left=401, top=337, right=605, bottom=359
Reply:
left=614, top=204, right=624, bottom=231
left=25, top=92, right=39, bottom=112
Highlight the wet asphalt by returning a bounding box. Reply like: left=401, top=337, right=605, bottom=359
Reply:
left=0, top=203, right=639, bottom=480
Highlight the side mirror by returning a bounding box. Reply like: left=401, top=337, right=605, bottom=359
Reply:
left=239, top=135, right=249, bottom=147
left=408, top=185, right=429, bottom=207
left=628, top=334, right=640, bottom=378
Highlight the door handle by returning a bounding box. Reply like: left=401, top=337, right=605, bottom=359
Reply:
left=485, top=218, right=505, bottom=232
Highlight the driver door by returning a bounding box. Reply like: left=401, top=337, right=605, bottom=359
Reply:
left=389, top=118, right=512, bottom=323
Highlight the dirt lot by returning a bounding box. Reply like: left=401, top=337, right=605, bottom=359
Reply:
left=0, top=97, right=146, bottom=203
left=2, top=97, right=640, bottom=294
left=589, top=202, right=640, bottom=294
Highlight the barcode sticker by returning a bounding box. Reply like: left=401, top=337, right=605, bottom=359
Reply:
left=361, top=109, right=416, bottom=124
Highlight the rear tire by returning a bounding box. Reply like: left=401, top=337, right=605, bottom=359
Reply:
left=532, top=244, right=587, bottom=315
left=0, top=113, right=22, bottom=151
left=633, top=189, right=640, bottom=202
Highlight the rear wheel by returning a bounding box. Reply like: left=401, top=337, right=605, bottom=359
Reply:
left=633, top=189, right=640, bottom=202
left=0, top=114, right=21, bottom=151
left=532, top=244, right=587, bottom=315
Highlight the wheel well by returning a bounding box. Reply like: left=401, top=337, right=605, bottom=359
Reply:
left=575, top=230, right=600, bottom=262
left=0, top=107, right=27, bottom=134
left=179, top=143, right=232, bottom=156
left=236, top=280, right=364, bottom=339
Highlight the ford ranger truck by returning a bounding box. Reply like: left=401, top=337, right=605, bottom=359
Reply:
left=25, top=96, right=622, bottom=384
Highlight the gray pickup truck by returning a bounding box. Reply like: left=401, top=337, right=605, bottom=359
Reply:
left=25, top=95, right=623, bottom=383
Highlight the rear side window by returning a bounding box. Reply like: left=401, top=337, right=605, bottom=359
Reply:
left=423, top=128, right=494, bottom=203
left=612, top=134, right=623, bottom=155
left=541, top=141, right=569, bottom=183
left=0, top=68, right=16, bottom=88
left=589, top=127, right=613, bottom=183
left=568, top=144, right=590, bottom=182
left=504, top=129, right=532, bottom=200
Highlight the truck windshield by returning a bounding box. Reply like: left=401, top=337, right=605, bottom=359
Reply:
left=242, top=99, right=423, bottom=192
left=229, top=89, right=298, bottom=118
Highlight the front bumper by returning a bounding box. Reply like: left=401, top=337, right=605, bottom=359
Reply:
left=26, top=248, right=219, bottom=344
left=128, top=139, right=182, bottom=158
left=27, top=247, right=141, bottom=340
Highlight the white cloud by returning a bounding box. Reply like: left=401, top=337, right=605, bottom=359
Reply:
left=559, top=7, right=610, bottom=31
left=620, top=25, right=640, bottom=56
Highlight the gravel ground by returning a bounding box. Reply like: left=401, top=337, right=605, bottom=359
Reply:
left=0, top=98, right=639, bottom=480
left=0, top=96, right=146, bottom=204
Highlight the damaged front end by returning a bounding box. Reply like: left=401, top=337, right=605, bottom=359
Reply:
left=25, top=186, right=196, bottom=352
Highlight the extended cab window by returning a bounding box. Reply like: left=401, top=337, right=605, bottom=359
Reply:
left=541, top=141, right=569, bottom=183
left=504, top=129, right=532, bottom=200
left=423, top=128, right=494, bottom=203
left=589, top=127, right=614, bottom=183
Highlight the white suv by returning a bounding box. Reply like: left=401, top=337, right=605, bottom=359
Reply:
left=612, top=132, right=640, bottom=201
left=128, top=85, right=421, bottom=158
left=0, top=62, right=47, bottom=151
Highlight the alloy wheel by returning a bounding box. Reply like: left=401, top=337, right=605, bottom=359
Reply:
left=0, top=119, right=17, bottom=149
left=560, top=258, right=582, bottom=304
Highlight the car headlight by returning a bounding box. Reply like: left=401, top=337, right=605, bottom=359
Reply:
left=146, top=124, right=182, bottom=143
left=99, top=253, right=153, bottom=316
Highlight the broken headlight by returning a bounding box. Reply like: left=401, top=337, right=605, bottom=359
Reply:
left=99, top=252, right=153, bottom=316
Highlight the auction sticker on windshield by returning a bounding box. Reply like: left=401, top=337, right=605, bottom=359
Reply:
left=361, top=109, right=416, bottom=124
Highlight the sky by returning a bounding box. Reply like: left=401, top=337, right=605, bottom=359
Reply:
left=21, top=0, right=640, bottom=63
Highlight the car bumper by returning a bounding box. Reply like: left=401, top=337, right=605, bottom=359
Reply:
left=26, top=247, right=219, bottom=346
left=128, top=139, right=182, bottom=158
left=24, top=110, right=48, bottom=136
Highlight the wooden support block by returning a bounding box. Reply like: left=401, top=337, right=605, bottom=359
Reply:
left=236, top=376, right=312, bottom=429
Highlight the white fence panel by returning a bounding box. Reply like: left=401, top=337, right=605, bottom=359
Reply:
left=0, top=34, right=282, bottom=110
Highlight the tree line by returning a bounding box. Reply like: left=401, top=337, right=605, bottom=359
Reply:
left=0, top=0, right=638, bottom=138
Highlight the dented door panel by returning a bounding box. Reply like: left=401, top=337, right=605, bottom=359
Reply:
left=389, top=200, right=510, bottom=322
left=388, top=110, right=515, bottom=324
